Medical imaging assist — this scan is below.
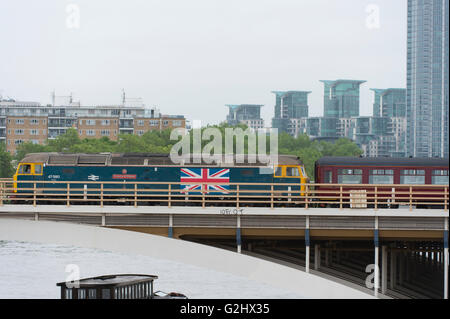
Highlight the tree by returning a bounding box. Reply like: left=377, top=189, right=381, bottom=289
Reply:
left=14, top=142, right=49, bottom=162
left=0, top=143, right=14, bottom=178
left=47, top=128, right=80, bottom=152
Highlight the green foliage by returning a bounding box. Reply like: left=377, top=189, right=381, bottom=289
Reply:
left=47, top=128, right=81, bottom=152
left=14, top=142, right=49, bottom=162
left=12, top=126, right=363, bottom=181
left=0, top=143, right=14, bottom=178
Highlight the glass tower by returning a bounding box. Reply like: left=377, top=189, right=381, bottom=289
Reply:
left=271, top=91, right=311, bottom=136
left=320, top=80, right=366, bottom=118
left=406, top=0, right=449, bottom=158
left=226, top=104, right=264, bottom=130
left=371, top=88, right=406, bottom=118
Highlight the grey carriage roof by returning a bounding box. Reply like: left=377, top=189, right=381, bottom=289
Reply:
left=56, top=274, right=158, bottom=288
left=316, top=156, right=449, bottom=167
left=20, top=152, right=302, bottom=167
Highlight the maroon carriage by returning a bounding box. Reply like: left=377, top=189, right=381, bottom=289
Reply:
left=314, top=157, right=449, bottom=209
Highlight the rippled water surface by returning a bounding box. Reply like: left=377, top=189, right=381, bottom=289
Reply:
left=0, top=240, right=303, bottom=299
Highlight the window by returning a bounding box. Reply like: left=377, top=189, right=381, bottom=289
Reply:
left=19, top=164, right=32, bottom=174
left=286, top=167, right=300, bottom=177
left=274, top=166, right=283, bottom=177
left=77, top=289, right=86, bottom=299
left=101, top=120, right=110, bottom=126
left=149, top=120, right=159, bottom=126
left=30, top=129, right=39, bottom=135
left=87, top=130, right=95, bottom=136
left=88, top=289, right=97, bottom=299
left=101, top=130, right=110, bottom=136
left=30, top=119, right=39, bottom=125
left=34, top=164, right=42, bottom=174
left=300, top=166, right=307, bottom=178
left=369, top=169, right=394, bottom=184
left=138, top=120, right=144, bottom=126
left=86, top=119, right=96, bottom=126
left=15, top=129, right=24, bottom=135
left=65, top=289, right=73, bottom=299
left=432, top=170, right=448, bottom=185
left=163, top=120, right=169, bottom=126
left=102, top=289, right=111, bottom=299
left=400, top=170, right=425, bottom=184
left=338, top=169, right=362, bottom=184
left=323, top=170, right=332, bottom=183
left=15, top=119, right=24, bottom=125
left=173, top=120, right=182, bottom=127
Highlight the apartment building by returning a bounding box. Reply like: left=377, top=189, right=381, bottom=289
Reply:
left=5, top=116, right=48, bottom=153
left=0, top=98, right=186, bottom=154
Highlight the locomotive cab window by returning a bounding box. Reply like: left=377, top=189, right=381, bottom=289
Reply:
left=34, top=164, right=42, bottom=175
left=274, top=166, right=283, bottom=177
left=18, top=164, right=32, bottom=175
left=300, top=166, right=307, bottom=178
left=286, top=167, right=300, bottom=177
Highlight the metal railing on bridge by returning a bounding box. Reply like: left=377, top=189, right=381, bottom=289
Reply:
left=0, top=179, right=448, bottom=211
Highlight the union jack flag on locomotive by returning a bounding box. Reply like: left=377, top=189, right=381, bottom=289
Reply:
left=180, top=168, right=230, bottom=194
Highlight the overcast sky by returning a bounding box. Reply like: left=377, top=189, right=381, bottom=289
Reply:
left=0, top=0, right=407, bottom=126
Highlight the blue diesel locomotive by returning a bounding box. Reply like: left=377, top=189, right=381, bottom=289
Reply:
left=13, top=153, right=308, bottom=205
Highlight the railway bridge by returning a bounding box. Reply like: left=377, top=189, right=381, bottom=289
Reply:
left=0, top=179, right=448, bottom=299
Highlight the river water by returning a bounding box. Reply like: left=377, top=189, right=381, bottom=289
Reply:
left=0, top=240, right=303, bottom=299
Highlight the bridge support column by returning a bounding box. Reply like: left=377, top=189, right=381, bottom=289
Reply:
left=381, top=245, right=387, bottom=295
left=390, top=248, right=396, bottom=290
left=101, top=214, right=105, bottom=226
left=314, top=244, right=320, bottom=270
left=374, top=217, right=379, bottom=298
left=236, top=215, right=241, bottom=254
left=305, top=216, right=310, bottom=273
left=34, top=212, right=39, bottom=221
left=168, top=214, right=173, bottom=238
left=405, top=251, right=411, bottom=282
left=444, top=218, right=448, bottom=300
left=398, top=252, right=404, bottom=286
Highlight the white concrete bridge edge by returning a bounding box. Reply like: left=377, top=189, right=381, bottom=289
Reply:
left=0, top=218, right=374, bottom=299
left=0, top=205, right=448, bottom=217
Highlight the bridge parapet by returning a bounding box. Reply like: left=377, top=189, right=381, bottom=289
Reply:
left=1, top=179, right=448, bottom=211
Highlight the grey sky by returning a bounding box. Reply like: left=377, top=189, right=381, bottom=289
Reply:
left=0, top=0, right=406, bottom=126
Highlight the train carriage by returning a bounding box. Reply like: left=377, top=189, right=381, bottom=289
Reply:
left=314, top=157, right=449, bottom=208
left=13, top=153, right=308, bottom=206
